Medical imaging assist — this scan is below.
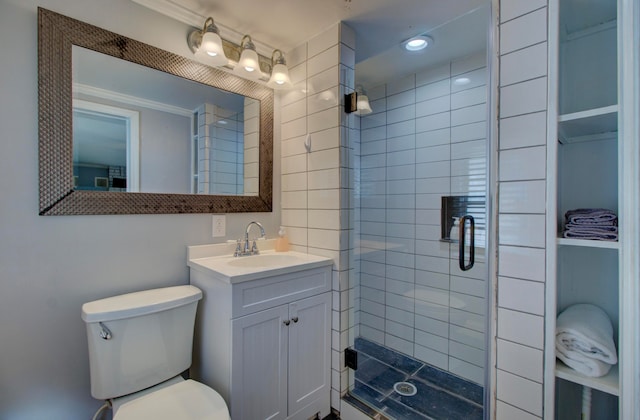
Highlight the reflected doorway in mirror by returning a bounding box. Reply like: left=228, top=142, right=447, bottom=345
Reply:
left=72, top=99, right=140, bottom=192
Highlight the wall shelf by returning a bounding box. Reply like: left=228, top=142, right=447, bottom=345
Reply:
left=558, top=105, right=618, bottom=144
left=557, top=237, right=620, bottom=249
left=555, top=360, right=619, bottom=396
left=550, top=0, right=622, bottom=417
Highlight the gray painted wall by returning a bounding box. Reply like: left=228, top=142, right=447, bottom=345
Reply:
left=0, top=0, right=280, bottom=418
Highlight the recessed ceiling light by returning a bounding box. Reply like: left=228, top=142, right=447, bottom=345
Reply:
left=403, top=35, right=432, bottom=52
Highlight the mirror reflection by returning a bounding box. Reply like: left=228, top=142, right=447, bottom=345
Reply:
left=72, top=46, right=259, bottom=196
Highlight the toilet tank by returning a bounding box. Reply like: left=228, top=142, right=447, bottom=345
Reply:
left=81, top=285, right=203, bottom=400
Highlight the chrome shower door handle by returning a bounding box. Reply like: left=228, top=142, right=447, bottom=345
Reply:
left=459, top=215, right=475, bottom=271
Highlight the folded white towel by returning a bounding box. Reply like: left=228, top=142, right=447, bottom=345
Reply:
left=556, top=344, right=613, bottom=377
left=555, top=304, right=617, bottom=377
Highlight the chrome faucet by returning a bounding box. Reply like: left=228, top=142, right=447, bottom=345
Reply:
left=236, top=221, right=266, bottom=256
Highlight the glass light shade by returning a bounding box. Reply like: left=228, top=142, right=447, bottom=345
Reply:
left=356, top=95, right=372, bottom=115
left=268, top=62, right=291, bottom=88
left=234, top=48, right=261, bottom=80
left=200, top=31, right=228, bottom=66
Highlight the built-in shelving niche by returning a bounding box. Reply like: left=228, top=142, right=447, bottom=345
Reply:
left=553, top=0, right=620, bottom=418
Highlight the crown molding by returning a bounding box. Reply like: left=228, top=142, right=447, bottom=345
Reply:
left=130, top=0, right=276, bottom=57
left=74, top=83, right=193, bottom=117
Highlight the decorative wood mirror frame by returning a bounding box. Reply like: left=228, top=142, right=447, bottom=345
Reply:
left=38, top=8, right=273, bottom=215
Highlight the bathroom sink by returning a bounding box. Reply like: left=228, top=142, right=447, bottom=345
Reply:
left=187, top=250, right=333, bottom=283
left=226, top=253, right=308, bottom=268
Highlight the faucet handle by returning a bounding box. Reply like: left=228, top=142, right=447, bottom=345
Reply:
left=251, top=240, right=260, bottom=255
left=234, top=239, right=242, bottom=257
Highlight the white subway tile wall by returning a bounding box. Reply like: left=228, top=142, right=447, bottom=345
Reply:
left=244, top=98, right=259, bottom=195
left=355, top=51, right=488, bottom=386
left=278, top=3, right=551, bottom=416
left=196, top=103, right=211, bottom=194
left=280, top=22, right=356, bottom=412
left=497, top=2, right=548, bottom=418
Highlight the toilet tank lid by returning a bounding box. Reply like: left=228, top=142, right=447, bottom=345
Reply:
left=82, top=285, right=202, bottom=323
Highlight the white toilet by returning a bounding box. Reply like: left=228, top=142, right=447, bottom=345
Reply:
left=81, top=285, right=230, bottom=420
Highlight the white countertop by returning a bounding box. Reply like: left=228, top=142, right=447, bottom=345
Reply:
left=187, top=245, right=334, bottom=284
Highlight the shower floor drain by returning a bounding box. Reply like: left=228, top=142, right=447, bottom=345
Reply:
left=393, top=381, right=417, bottom=397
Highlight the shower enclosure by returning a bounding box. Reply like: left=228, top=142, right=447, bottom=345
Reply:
left=347, top=4, right=493, bottom=419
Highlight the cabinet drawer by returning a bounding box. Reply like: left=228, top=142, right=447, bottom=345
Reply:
left=231, top=266, right=331, bottom=317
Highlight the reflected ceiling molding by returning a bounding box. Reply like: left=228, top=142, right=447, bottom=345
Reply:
left=73, top=83, right=192, bottom=117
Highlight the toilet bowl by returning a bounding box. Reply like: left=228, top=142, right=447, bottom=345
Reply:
left=112, top=377, right=229, bottom=420
left=81, top=285, right=229, bottom=420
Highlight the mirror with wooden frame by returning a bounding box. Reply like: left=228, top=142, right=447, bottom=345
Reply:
left=38, top=8, right=273, bottom=215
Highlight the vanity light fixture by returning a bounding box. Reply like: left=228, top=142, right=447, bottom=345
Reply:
left=187, top=17, right=228, bottom=66
left=234, top=35, right=261, bottom=80
left=402, top=35, right=433, bottom=52
left=355, top=85, right=372, bottom=115
left=267, top=49, right=291, bottom=89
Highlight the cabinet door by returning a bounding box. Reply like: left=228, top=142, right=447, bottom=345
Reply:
left=231, top=304, right=289, bottom=420
left=287, top=292, right=331, bottom=416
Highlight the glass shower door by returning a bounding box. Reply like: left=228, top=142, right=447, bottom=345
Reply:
left=347, top=4, right=491, bottom=419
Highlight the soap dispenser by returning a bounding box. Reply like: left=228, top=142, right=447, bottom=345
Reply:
left=275, top=226, right=290, bottom=252
left=450, top=217, right=460, bottom=241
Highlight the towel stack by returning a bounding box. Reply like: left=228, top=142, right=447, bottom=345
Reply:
left=562, top=208, right=618, bottom=241
left=556, top=304, right=618, bottom=377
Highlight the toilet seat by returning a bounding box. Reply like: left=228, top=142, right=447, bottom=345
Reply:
left=113, top=379, right=230, bottom=420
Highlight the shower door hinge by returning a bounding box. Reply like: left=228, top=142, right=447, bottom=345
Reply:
left=345, top=348, right=358, bottom=370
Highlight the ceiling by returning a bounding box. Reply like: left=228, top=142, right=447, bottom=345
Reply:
left=560, top=0, right=616, bottom=36
left=134, top=0, right=490, bottom=87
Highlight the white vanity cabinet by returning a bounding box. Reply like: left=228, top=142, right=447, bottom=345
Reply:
left=189, top=262, right=332, bottom=420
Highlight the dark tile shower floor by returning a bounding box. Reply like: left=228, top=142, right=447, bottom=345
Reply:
left=349, top=338, right=483, bottom=420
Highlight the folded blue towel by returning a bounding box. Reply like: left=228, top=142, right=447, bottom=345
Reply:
left=563, top=226, right=618, bottom=241
left=565, top=208, right=617, bottom=225
left=562, top=209, right=619, bottom=241
left=565, top=224, right=618, bottom=232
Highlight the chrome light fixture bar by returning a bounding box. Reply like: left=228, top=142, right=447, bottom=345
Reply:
left=188, top=18, right=292, bottom=89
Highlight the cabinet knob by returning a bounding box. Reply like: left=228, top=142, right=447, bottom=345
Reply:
left=291, top=316, right=299, bottom=323
left=283, top=319, right=291, bottom=326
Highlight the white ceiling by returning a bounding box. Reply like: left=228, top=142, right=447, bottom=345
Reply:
left=135, top=0, right=490, bottom=87
left=560, top=0, right=616, bottom=35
